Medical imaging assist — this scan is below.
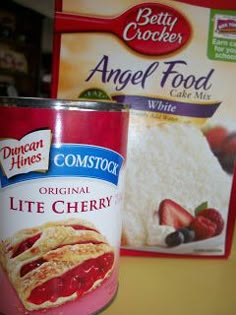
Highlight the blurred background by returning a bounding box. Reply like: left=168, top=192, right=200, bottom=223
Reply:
left=0, top=0, right=54, bottom=97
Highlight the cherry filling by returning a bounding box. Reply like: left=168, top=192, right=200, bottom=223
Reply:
left=20, top=240, right=104, bottom=277
left=20, top=258, right=46, bottom=277
left=11, top=225, right=96, bottom=259
left=27, top=252, right=114, bottom=305
left=12, top=233, right=41, bottom=258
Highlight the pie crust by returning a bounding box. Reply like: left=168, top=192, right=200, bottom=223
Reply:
left=0, top=218, right=115, bottom=311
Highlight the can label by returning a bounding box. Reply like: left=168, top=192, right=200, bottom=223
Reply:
left=0, top=104, right=129, bottom=315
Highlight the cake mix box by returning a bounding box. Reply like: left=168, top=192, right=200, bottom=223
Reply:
left=52, top=0, right=236, bottom=258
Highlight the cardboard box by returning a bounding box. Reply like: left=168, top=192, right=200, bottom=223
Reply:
left=52, top=0, right=236, bottom=258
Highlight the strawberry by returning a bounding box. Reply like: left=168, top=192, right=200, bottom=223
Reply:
left=204, top=126, right=228, bottom=153
left=221, top=133, right=236, bottom=155
left=159, top=199, right=194, bottom=229
left=218, top=133, right=236, bottom=174
left=190, top=216, right=216, bottom=240
left=197, top=208, right=224, bottom=235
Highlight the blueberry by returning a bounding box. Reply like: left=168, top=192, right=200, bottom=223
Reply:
left=178, top=228, right=195, bottom=243
left=165, top=231, right=185, bottom=247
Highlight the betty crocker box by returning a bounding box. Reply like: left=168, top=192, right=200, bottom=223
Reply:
left=52, top=0, right=236, bottom=258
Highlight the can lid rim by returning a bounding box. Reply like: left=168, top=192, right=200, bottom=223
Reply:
left=0, top=97, right=129, bottom=112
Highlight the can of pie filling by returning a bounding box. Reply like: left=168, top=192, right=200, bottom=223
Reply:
left=0, top=97, right=129, bottom=315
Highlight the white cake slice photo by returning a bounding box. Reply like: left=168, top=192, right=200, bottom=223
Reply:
left=122, top=122, right=232, bottom=254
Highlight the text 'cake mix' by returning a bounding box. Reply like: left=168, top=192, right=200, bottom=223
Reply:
left=52, top=0, right=236, bottom=258
left=0, top=97, right=129, bottom=315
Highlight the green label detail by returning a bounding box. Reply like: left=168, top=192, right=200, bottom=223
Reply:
left=208, top=9, right=236, bottom=62
left=79, top=88, right=111, bottom=100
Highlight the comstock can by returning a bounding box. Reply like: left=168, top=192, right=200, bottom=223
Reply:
left=0, top=97, right=129, bottom=315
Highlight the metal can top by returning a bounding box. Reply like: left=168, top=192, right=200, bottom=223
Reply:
left=0, top=97, right=129, bottom=112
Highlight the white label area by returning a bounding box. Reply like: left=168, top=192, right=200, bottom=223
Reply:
left=0, top=174, right=125, bottom=248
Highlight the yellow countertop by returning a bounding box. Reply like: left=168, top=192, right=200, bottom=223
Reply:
left=102, top=234, right=236, bottom=315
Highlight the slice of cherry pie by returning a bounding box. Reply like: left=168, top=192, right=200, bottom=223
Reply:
left=0, top=219, right=115, bottom=311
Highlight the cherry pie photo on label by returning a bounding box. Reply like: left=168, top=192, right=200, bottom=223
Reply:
left=0, top=219, right=115, bottom=311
